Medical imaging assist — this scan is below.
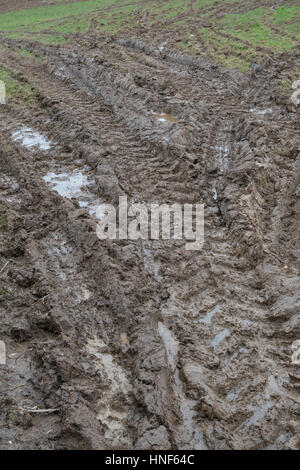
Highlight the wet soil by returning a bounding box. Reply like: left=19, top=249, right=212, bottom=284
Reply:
left=0, top=29, right=299, bottom=450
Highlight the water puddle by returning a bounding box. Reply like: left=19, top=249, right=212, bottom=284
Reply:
left=265, top=433, right=289, bottom=450
left=211, top=328, right=231, bottom=348
left=267, top=374, right=300, bottom=403
left=79, top=287, right=92, bottom=301
left=41, top=231, right=91, bottom=300
left=143, top=247, right=163, bottom=283
left=199, top=304, right=220, bottom=325
left=212, top=187, right=218, bottom=201
left=5, top=345, right=44, bottom=410
left=238, top=400, right=274, bottom=430
left=155, top=113, right=179, bottom=123
left=157, top=321, right=207, bottom=449
left=87, top=337, right=132, bottom=447
left=227, top=346, right=251, bottom=363
left=12, top=127, right=51, bottom=150
left=226, top=387, right=240, bottom=401
left=158, top=41, right=168, bottom=52
left=173, top=369, right=207, bottom=450
left=250, top=108, right=272, bottom=116
left=158, top=321, right=179, bottom=371
left=43, top=170, right=100, bottom=216
left=277, top=375, right=290, bottom=386
left=41, top=232, right=74, bottom=281
left=240, top=319, right=258, bottom=328
left=216, top=144, right=229, bottom=170
left=0, top=175, right=20, bottom=205
left=120, top=332, right=130, bottom=347
left=43, top=170, right=89, bottom=199
left=239, top=346, right=250, bottom=353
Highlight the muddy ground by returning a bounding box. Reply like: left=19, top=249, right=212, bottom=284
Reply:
left=0, top=22, right=299, bottom=450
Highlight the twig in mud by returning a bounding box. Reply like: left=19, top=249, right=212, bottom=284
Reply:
left=0, top=260, right=11, bottom=275
left=3, top=384, right=25, bottom=393
left=33, top=294, right=49, bottom=304
left=19, top=406, right=60, bottom=414
left=16, top=296, right=50, bottom=317
left=29, top=340, right=57, bottom=345
left=14, top=352, right=26, bottom=363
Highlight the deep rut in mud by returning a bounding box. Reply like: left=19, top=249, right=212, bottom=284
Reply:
left=0, top=34, right=299, bottom=450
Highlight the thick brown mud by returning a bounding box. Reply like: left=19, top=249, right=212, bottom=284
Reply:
left=0, top=32, right=299, bottom=450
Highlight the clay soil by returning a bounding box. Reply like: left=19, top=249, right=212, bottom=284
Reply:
left=0, top=2, right=299, bottom=451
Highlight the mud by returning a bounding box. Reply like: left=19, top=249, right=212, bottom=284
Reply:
left=0, top=25, right=299, bottom=451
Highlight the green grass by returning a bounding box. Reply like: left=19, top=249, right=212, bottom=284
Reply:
left=0, top=0, right=118, bottom=31
left=197, top=27, right=252, bottom=71
left=0, top=0, right=142, bottom=43
left=4, top=30, right=67, bottom=45
left=51, top=17, right=91, bottom=34
left=221, top=6, right=299, bottom=52
left=188, top=4, right=300, bottom=70
left=0, top=1, right=299, bottom=72
left=195, top=0, right=241, bottom=8
left=18, top=48, right=35, bottom=58
left=0, top=66, right=36, bottom=102
left=0, top=216, right=5, bottom=231
left=97, top=8, right=140, bottom=34
left=273, top=5, right=300, bottom=23
left=146, top=2, right=299, bottom=71
left=17, top=48, right=45, bottom=62
left=0, top=290, right=9, bottom=296
left=146, top=0, right=188, bottom=22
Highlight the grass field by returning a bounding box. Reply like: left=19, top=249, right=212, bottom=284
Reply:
left=0, top=65, right=36, bottom=102
left=0, top=1, right=299, bottom=71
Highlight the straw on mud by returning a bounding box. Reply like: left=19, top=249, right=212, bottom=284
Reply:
left=16, top=295, right=50, bottom=317
left=19, top=407, right=60, bottom=414
left=0, top=260, right=10, bottom=275
left=3, top=384, right=25, bottom=392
